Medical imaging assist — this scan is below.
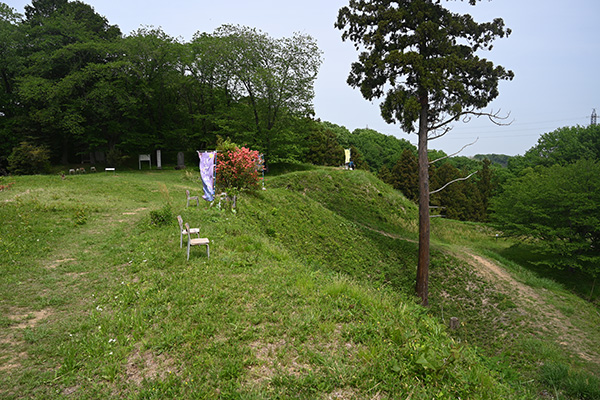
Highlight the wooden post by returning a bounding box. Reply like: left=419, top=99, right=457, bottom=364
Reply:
left=449, top=317, right=459, bottom=330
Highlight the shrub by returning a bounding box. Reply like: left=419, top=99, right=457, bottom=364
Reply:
left=216, top=140, right=260, bottom=192
left=7, top=142, right=50, bottom=175
left=149, top=203, right=173, bottom=227
left=106, top=147, right=127, bottom=167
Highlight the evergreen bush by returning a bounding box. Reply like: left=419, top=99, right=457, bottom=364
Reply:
left=7, top=142, right=51, bottom=175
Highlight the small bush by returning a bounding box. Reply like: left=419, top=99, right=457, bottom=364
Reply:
left=106, top=147, right=128, bottom=167
left=7, top=142, right=50, bottom=175
left=149, top=203, right=173, bottom=227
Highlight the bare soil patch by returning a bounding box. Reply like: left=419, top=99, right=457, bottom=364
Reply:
left=0, top=308, right=52, bottom=372
left=45, top=258, right=77, bottom=269
left=8, top=308, right=52, bottom=330
left=245, top=337, right=310, bottom=389
left=125, top=344, right=180, bottom=386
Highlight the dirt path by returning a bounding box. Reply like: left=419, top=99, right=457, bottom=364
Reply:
left=458, top=250, right=599, bottom=364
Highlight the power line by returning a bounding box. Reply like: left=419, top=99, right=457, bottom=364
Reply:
left=373, top=116, right=589, bottom=138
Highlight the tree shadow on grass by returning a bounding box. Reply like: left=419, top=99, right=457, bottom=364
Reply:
left=499, top=243, right=599, bottom=305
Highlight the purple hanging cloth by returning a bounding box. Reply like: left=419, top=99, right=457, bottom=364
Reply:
left=198, top=151, right=216, bottom=201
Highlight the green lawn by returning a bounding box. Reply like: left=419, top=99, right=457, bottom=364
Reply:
left=0, top=168, right=598, bottom=399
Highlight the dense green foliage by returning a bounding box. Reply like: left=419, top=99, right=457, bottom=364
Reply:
left=334, top=125, right=416, bottom=171
left=305, top=125, right=345, bottom=167
left=378, top=150, right=497, bottom=222
left=489, top=124, right=600, bottom=280
left=431, top=158, right=495, bottom=222
left=492, top=159, right=600, bottom=277
left=473, top=153, right=511, bottom=168
left=7, top=141, right=50, bottom=175
left=0, top=1, right=322, bottom=168
left=509, top=124, right=600, bottom=172
left=379, top=148, right=419, bottom=201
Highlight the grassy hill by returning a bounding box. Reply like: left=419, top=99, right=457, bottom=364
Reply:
left=0, top=168, right=598, bottom=399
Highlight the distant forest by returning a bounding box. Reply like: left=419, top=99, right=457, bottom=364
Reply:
left=0, top=0, right=325, bottom=167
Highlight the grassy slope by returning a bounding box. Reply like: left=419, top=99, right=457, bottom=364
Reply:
left=0, top=168, right=598, bottom=399
left=272, top=169, right=600, bottom=398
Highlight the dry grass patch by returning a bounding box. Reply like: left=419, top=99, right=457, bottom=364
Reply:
left=7, top=308, right=52, bottom=330
left=246, top=338, right=309, bottom=386
left=125, top=343, right=180, bottom=386
left=0, top=308, right=52, bottom=372
left=45, top=258, right=77, bottom=269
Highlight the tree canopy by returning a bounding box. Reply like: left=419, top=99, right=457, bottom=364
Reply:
left=0, top=1, right=323, bottom=169
left=508, top=124, right=600, bottom=173
left=492, top=159, right=600, bottom=277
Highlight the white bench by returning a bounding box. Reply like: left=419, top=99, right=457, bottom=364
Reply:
left=139, top=154, right=151, bottom=170
left=105, top=167, right=115, bottom=173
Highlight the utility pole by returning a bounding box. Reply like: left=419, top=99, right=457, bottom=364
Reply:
left=592, top=109, right=597, bottom=126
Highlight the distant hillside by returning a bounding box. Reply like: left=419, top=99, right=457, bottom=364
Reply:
left=473, top=153, right=511, bottom=167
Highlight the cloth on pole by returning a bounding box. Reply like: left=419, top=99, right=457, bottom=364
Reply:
left=344, top=149, right=351, bottom=165
left=198, top=151, right=216, bottom=202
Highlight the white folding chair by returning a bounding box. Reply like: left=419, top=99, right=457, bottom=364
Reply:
left=184, top=223, right=209, bottom=260
left=177, top=215, right=199, bottom=248
left=186, top=190, right=199, bottom=207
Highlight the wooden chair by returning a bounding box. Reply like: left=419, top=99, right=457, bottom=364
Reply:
left=184, top=222, right=209, bottom=260
left=177, top=215, right=199, bottom=248
left=186, top=190, right=199, bottom=207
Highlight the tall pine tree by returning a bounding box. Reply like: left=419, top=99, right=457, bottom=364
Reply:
left=336, top=0, right=512, bottom=305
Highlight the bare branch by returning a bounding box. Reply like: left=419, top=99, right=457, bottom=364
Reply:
left=428, top=125, right=452, bottom=140
left=428, top=108, right=513, bottom=133
left=461, top=109, right=513, bottom=126
left=430, top=171, right=478, bottom=195
left=429, top=137, right=479, bottom=165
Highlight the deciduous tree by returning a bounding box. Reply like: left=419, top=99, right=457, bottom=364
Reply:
left=492, top=159, right=600, bottom=278
left=212, top=25, right=322, bottom=164
left=521, top=124, right=600, bottom=168
left=17, top=0, right=121, bottom=163
left=0, top=3, right=24, bottom=164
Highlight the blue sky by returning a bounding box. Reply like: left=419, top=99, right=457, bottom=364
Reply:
left=6, top=0, right=600, bottom=156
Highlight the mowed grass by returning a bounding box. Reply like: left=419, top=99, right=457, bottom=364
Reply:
left=0, top=168, right=598, bottom=399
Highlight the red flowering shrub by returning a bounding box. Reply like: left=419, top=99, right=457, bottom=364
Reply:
left=216, top=146, right=260, bottom=191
